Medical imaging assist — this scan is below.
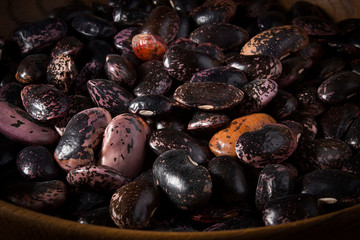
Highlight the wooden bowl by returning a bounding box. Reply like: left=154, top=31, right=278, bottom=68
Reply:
left=1, top=0, right=360, bottom=239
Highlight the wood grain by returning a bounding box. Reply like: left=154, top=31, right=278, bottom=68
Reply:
left=1, top=199, right=360, bottom=240
left=279, top=0, right=360, bottom=22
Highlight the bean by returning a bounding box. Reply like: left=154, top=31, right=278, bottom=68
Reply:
left=2, top=0, right=360, bottom=232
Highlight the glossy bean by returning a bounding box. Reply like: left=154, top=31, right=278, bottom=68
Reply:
left=240, top=25, right=309, bottom=59
left=87, top=79, right=134, bottom=117
left=149, top=128, right=211, bottom=165
left=0, top=101, right=59, bottom=145
left=54, top=107, right=112, bottom=171
left=152, top=149, right=212, bottom=210
left=235, top=124, right=297, bottom=168
left=21, top=84, right=70, bottom=121
left=100, top=113, right=150, bottom=179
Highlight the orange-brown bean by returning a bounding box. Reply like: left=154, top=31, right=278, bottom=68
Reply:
left=209, top=113, right=276, bottom=157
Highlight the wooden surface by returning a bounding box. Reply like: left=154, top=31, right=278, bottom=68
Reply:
left=1, top=199, right=360, bottom=240
left=1, top=0, right=360, bottom=239
left=280, top=0, right=360, bottom=22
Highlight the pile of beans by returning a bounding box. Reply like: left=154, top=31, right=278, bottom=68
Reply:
left=1, top=0, right=360, bottom=231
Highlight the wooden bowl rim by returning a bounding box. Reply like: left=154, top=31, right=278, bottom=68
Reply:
left=1, top=199, right=360, bottom=239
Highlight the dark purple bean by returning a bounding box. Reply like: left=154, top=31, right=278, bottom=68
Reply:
left=47, top=54, right=78, bottom=93
left=21, top=84, right=70, bottom=121
left=129, top=95, right=172, bottom=117
left=320, top=102, right=359, bottom=139
left=66, top=164, right=130, bottom=192
left=133, top=60, right=172, bottom=97
left=0, top=101, right=59, bottom=145
left=196, top=43, right=225, bottom=63
left=16, top=146, right=59, bottom=181
left=264, top=89, right=298, bottom=119
left=163, top=45, right=222, bottom=82
left=113, top=27, right=140, bottom=54
left=236, top=79, right=278, bottom=115
left=169, top=37, right=197, bottom=49
left=153, top=149, right=212, bottom=210
left=345, top=115, right=360, bottom=149
left=226, top=54, right=282, bottom=82
left=149, top=128, right=211, bottom=165
left=54, top=107, right=112, bottom=172
left=113, top=7, right=149, bottom=26
left=318, top=71, right=360, bottom=104
left=275, top=56, right=310, bottom=88
left=110, top=177, right=159, bottom=229
left=100, top=113, right=150, bottom=179
left=141, top=6, right=180, bottom=44
left=15, top=54, right=50, bottom=84
left=155, top=114, right=187, bottom=131
left=189, top=23, right=249, bottom=51
left=190, top=66, right=248, bottom=89
left=263, top=194, right=320, bottom=226
left=187, top=111, right=230, bottom=132
left=2, top=180, right=67, bottom=212
left=235, top=124, right=298, bottom=168
left=296, top=87, right=326, bottom=116
left=13, top=18, right=67, bottom=54
left=289, top=110, right=317, bottom=140
left=104, top=54, right=137, bottom=88
left=53, top=95, right=94, bottom=136
left=255, top=164, right=296, bottom=211
left=240, top=25, right=309, bottom=60
left=87, top=79, right=134, bottom=117
left=293, top=16, right=338, bottom=36
left=208, top=155, right=248, bottom=203
left=279, top=120, right=303, bottom=143
left=294, top=139, right=352, bottom=172
left=50, top=36, right=83, bottom=59
left=75, top=59, right=103, bottom=95
left=71, top=13, right=117, bottom=38
left=173, top=82, right=244, bottom=111
left=191, top=0, right=237, bottom=26
left=298, top=169, right=360, bottom=206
